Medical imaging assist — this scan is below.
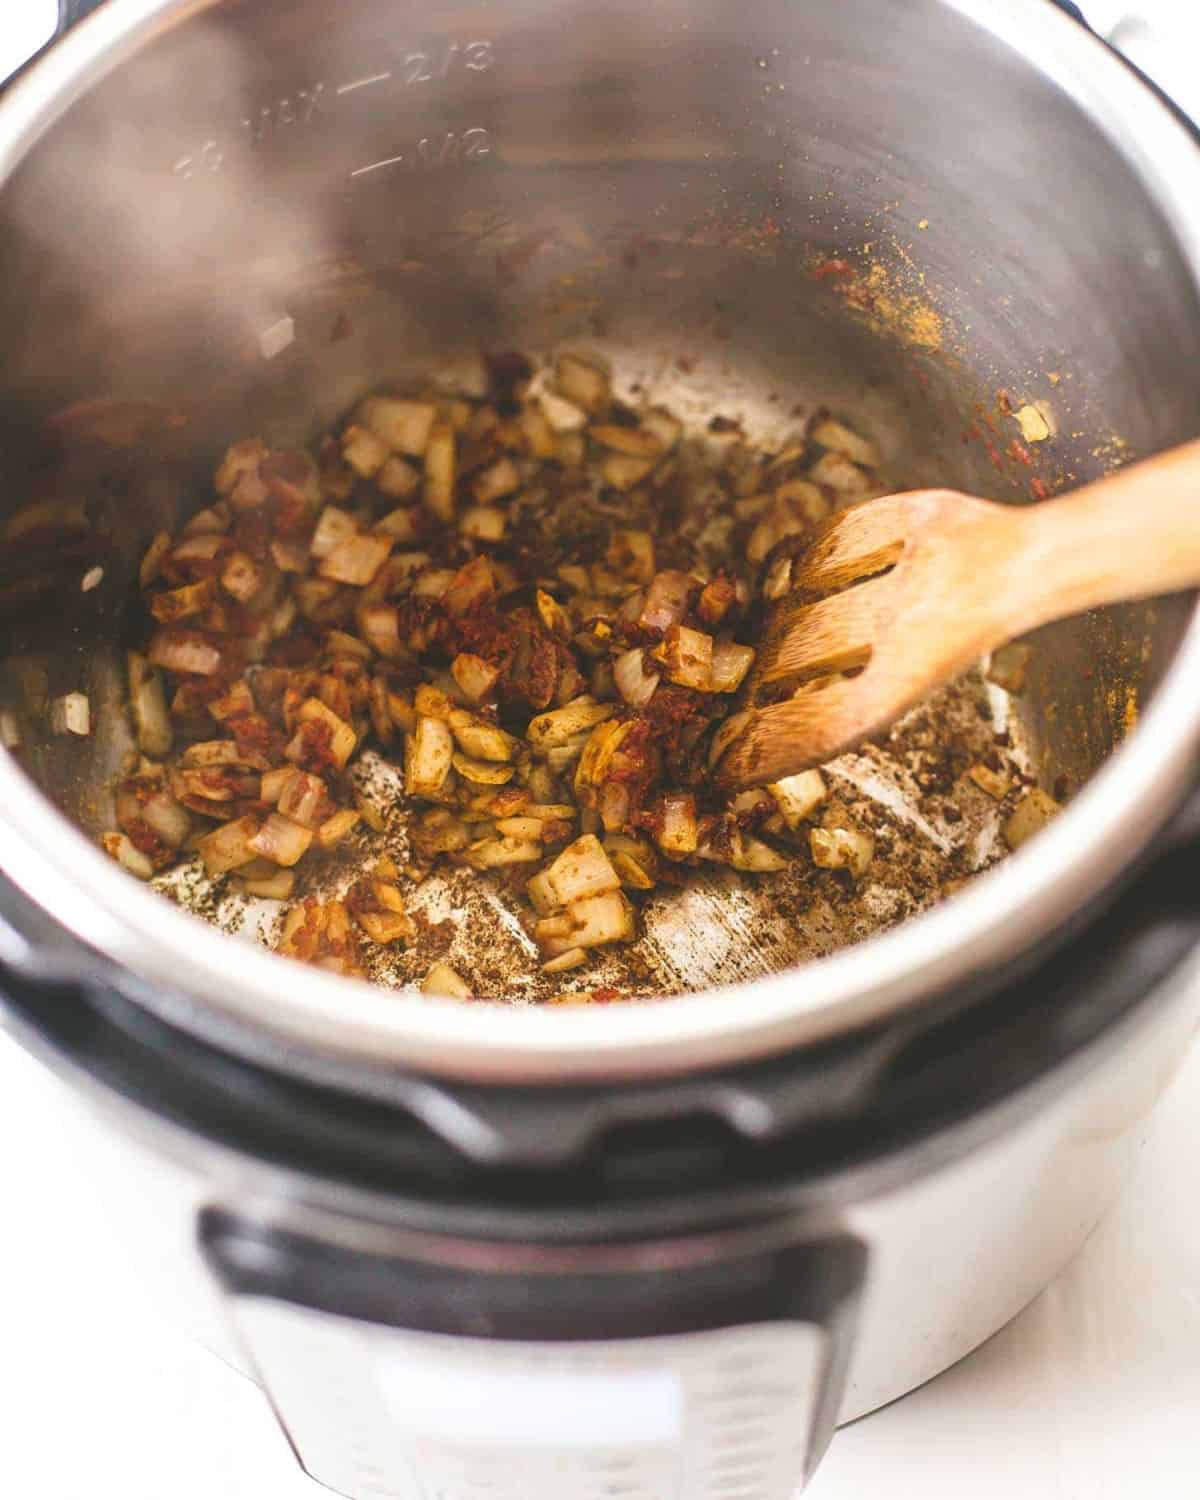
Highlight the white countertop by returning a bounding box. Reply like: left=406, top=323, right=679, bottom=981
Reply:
left=2, top=1028, right=1199, bottom=1500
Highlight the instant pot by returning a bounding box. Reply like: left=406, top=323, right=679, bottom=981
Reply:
left=2, top=2, right=1200, bottom=1495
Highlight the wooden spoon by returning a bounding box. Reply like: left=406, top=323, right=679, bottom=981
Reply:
left=713, top=439, right=1200, bottom=788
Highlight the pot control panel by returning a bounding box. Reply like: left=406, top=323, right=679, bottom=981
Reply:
left=232, top=1297, right=822, bottom=1500
left=202, top=1210, right=865, bottom=1500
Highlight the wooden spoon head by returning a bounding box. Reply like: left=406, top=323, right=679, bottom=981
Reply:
left=713, top=489, right=1017, bottom=787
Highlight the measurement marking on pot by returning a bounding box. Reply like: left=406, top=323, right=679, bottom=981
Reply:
left=400, top=39, right=495, bottom=83
left=350, top=128, right=493, bottom=178
left=241, top=83, right=329, bottom=147
left=170, top=41, right=493, bottom=180
left=337, top=72, right=393, bottom=95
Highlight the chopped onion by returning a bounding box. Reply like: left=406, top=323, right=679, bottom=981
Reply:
left=215, top=438, right=268, bottom=495
left=707, top=710, right=752, bottom=769
left=729, top=835, right=788, bottom=872
left=196, top=815, right=262, bottom=875
left=150, top=579, right=216, bottom=624
left=968, top=763, right=1011, bottom=800
left=494, top=815, right=548, bottom=841
left=286, top=698, right=357, bottom=769
left=590, top=424, right=663, bottom=460
left=465, top=836, right=544, bottom=869
left=544, top=834, right=620, bottom=906
left=170, top=534, right=225, bottom=566
left=527, top=696, right=614, bottom=752
left=762, top=554, right=794, bottom=601
left=539, top=387, right=588, bottom=433
left=520, top=403, right=556, bottom=458
left=604, top=834, right=659, bottom=890
left=277, top=769, right=328, bottom=828
left=775, top=478, right=830, bottom=524
left=260, top=766, right=292, bottom=804
left=603, top=452, right=655, bottom=492
left=452, top=751, right=514, bottom=786
left=748, top=506, right=806, bottom=566
left=808, top=451, right=876, bottom=498
left=147, top=630, right=221, bottom=677
left=653, top=626, right=714, bottom=691
left=340, top=424, right=390, bottom=478
left=543, top=947, right=587, bottom=974
left=316, top=808, right=361, bottom=848
left=139, top=791, right=190, bottom=848
left=810, top=824, right=875, bottom=878
left=526, top=870, right=560, bottom=915
left=696, top=575, right=736, bottom=626
left=554, top=353, right=610, bottom=414
left=412, top=808, right=470, bottom=859
left=422, top=962, right=472, bottom=999
left=376, top=455, right=421, bottom=500
left=536, top=589, right=571, bottom=637
left=243, top=867, right=295, bottom=900
left=139, top=531, right=172, bottom=588
left=248, top=812, right=313, bottom=867
left=270, top=537, right=309, bottom=574
left=450, top=653, right=500, bottom=703
left=182, top=740, right=255, bottom=770
left=443, top=556, right=496, bottom=615
left=448, top=710, right=517, bottom=763
left=182, top=505, right=231, bottom=538
left=102, top=831, right=155, bottom=880
left=128, top=652, right=173, bottom=755
left=640, top=407, right=682, bottom=452
left=710, top=641, right=755, bottom=693
left=319, top=532, right=393, bottom=587
left=411, top=567, right=455, bottom=600
left=574, top=718, right=633, bottom=792
left=810, top=416, right=880, bottom=469
left=354, top=789, right=387, bottom=833
left=472, top=456, right=521, bottom=504
left=557, top=890, right=634, bottom=951
left=375, top=506, right=420, bottom=542
left=358, top=910, right=418, bottom=946
left=310, top=506, right=358, bottom=559
left=1003, top=789, right=1061, bottom=850
left=986, top=643, right=1032, bottom=695
left=640, top=570, right=695, bottom=632
left=405, top=716, right=455, bottom=797
left=220, top=550, right=265, bottom=603
left=768, top=770, right=827, bottom=829
left=423, top=421, right=456, bottom=521
left=597, top=781, right=631, bottom=833
left=607, top=529, right=656, bottom=584
left=657, top=793, right=699, bottom=857
left=460, top=506, right=507, bottom=542
left=358, top=604, right=403, bottom=659
left=359, top=397, right=437, bottom=457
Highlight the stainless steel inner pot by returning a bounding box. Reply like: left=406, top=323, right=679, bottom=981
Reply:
left=1, top=0, right=1199, bottom=1082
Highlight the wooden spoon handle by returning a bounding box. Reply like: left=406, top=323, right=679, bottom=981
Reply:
left=1006, top=438, right=1200, bottom=634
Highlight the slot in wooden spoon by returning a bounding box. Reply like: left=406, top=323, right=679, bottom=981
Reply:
left=714, top=438, right=1200, bottom=788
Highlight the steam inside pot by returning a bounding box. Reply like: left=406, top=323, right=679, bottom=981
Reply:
left=98, top=349, right=1054, bottom=1000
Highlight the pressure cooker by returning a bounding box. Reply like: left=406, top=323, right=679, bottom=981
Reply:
left=2, top=1, right=1200, bottom=1495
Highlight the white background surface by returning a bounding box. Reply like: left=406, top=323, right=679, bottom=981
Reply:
left=3, top=0, right=1200, bottom=1496
left=2, top=1028, right=1200, bottom=1500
